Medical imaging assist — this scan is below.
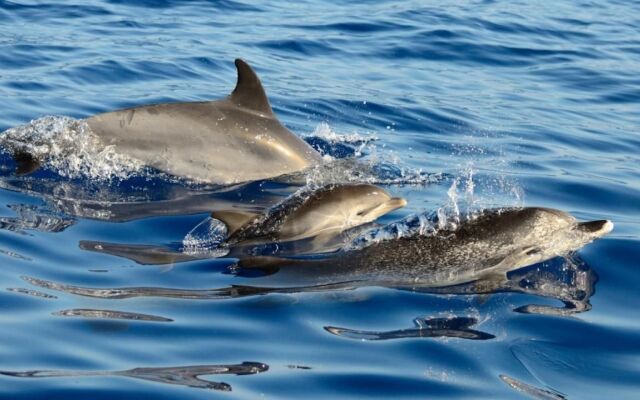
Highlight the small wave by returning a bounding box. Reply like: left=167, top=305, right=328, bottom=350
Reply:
left=306, top=121, right=378, bottom=156
left=0, top=116, right=145, bottom=181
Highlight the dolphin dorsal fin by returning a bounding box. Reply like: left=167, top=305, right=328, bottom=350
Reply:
left=229, top=59, right=274, bottom=115
left=211, top=209, right=259, bottom=236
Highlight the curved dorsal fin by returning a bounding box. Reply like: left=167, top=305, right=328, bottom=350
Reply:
left=211, top=209, right=259, bottom=236
left=229, top=59, right=273, bottom=115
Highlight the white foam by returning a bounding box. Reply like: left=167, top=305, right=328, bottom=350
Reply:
left=0, top=116, right=145, bottom=180
left=310, top=122, right=378, bottom=146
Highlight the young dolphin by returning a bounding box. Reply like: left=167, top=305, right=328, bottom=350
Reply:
left=212, top=183, right=407, bottom=244
left=82, top=59, right=322, bottom=183
left=78, top=183, right=407, bottom=265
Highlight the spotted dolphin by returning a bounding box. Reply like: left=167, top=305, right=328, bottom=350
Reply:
left=29, top=208, right=608, bottom=313
left=83, top=59, right=322, bottom=184
left=234, top=207, right=613, bottom=288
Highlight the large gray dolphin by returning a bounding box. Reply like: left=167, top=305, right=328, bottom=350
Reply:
left=84, top=59, right=322, bottom=184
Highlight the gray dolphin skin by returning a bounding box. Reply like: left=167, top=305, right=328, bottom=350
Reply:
left=85, top=59, right=322, bottom=184
left=213, top=183, right=408, bottom=244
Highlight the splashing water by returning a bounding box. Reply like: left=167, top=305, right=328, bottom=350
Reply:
left=0, top=116, right=145, bottom=181
left=300, top=122, right=444, bottom=188
left=307, top=122, right=378, bottom=158
left=182, top=216, right=229, bottom=257
left=345, top=165, right=524, bottom=251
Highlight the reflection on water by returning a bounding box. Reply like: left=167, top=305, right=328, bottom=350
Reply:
left=428, top=256, right=597, bottom=315
left=52, top=308, right=173, bottom=322
left=22, top=255, right=596, bottom=317
left=0, top=203, right=74, bottom=233
left=326, top=316, right=495, bottom=341
left=499, top=375, right=566, bottom=400
left=0, top=362, right=268, bottom=392
left=6, top=287, right=57, bottom=299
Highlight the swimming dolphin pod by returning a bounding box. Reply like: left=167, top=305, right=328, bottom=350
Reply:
left=0, top=57, right=614, bottom=315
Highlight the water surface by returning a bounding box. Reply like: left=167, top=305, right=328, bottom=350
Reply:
left=0, top=1, right=639, bottom=398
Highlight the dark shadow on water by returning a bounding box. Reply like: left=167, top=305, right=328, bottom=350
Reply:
left=52, top=308, right=173, bottom=322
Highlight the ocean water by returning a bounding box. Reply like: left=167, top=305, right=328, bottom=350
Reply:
left=0, top=0, right=639, bottom=398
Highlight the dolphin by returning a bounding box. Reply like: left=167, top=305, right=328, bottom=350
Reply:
left=78, top=183, right=408, bottom=264
left=76, top=207, right=610, bottom=294
left=6, top=59, right=322, bottom=184
left=212, top=183, right=408, bottom=245
left=231, top=207, right=613, bottom=289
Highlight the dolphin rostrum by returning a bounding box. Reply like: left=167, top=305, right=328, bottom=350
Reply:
left=83, top=59, right=322, bottom=184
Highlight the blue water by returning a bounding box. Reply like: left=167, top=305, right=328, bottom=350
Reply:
left=1, top=0, right=639, bottom=398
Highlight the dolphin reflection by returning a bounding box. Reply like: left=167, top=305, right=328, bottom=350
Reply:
left=22, top=255, right=597, bottom=315
left=0, top=361, right=268, bottom=392
left=325, top=316, right=495, bottom=341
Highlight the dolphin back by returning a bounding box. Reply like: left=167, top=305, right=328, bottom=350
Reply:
left=85, top=59, right=321, bottom=184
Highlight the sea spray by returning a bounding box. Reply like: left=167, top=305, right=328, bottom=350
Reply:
left=0, top=116, right=145, bottom=181
left=182, top=216, right=229, bottom=257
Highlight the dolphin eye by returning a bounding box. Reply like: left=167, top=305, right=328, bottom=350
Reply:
left=525, top=248, right=541, bottom=256
left=357, top=211, right=365, bottom=216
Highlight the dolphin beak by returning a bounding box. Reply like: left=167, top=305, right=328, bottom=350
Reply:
left=386, top=197, right=408, bottom=211
left=361, top=197, right=407, bottom=221
left=576, top=219, right=614, bottom=238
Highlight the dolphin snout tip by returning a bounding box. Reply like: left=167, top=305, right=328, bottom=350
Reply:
left=388, top=197, right=408, bottom=209
left=577, top=219, right=614, bottom=237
